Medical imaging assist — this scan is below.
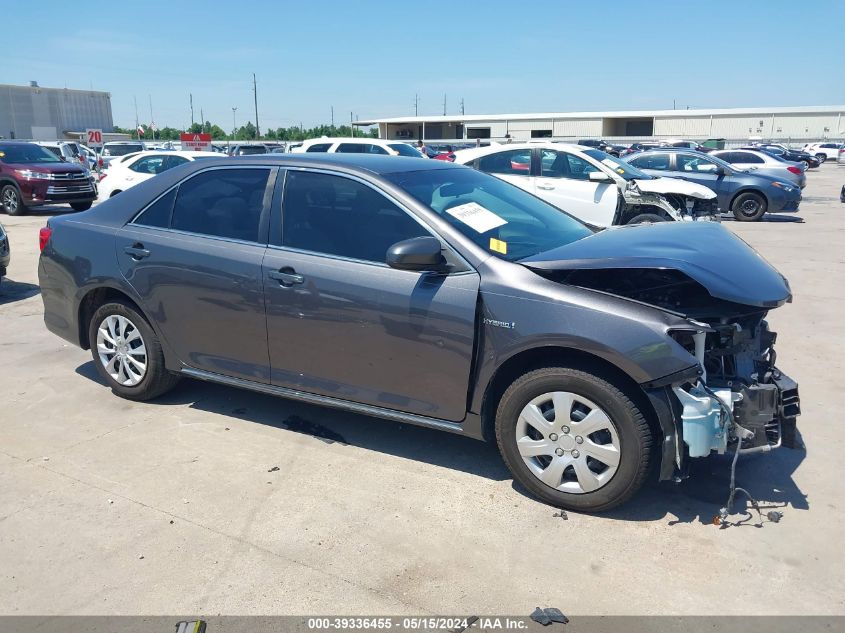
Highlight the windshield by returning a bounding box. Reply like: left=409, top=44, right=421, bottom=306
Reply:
left=105, top=144, right=144, bottom=156
left=583, top=149, right=653, bottom=180
left=385, top=167, right=593, bottom=262
left=0, top=143, right=62, bottom=164
left=388, top=143, right=424, bottom=158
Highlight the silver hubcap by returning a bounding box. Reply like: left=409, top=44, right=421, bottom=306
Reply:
left=516, top=391, right=621, bottom=494
left=96, top=315, right=147, bottom=386
left=3, top=189, right=18, bottom=212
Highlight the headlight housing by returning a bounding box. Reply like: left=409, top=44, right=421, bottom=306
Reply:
left=771, top=181, right=793, bottom=191
left=15, top=169, right=52, bottom=180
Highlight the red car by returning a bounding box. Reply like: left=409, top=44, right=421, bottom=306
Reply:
left=0, top=141, right=96, bottom=216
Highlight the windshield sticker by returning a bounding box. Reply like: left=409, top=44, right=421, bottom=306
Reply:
left=489, top=238, right=508, bottom=255
left=446, top=202, right=507, bottom=233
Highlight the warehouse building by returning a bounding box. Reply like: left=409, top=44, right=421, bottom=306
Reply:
left=0, top=82, right=115, bottom=141
left=355, top=105, right=845, bottom=144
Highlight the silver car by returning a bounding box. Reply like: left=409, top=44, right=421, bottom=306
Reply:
left=710, top=149, right=806, bottom=189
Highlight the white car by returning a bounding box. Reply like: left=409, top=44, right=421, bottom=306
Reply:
left=802, top=142, right=843, bottom=162
left=292, top=137, right=424, bottom=158
left=37, top=141, right=88, bottom=167
left=839, top=145, right=845, bottom=166
left=98, top=150, right=224, bottom=198
left=452, top=142, right=719, bottom=226
left=709, top=149, right=806, bottom=189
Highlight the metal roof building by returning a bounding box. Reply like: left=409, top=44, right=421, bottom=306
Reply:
left=354, top=105, right=845, bottom=143
left=0, top=82, right=115, bottom=141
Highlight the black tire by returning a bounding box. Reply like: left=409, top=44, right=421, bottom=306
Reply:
left=71, top=201, right=93, bottom=211
left=731, top=191, right=767, bottom=221
left=87, top=300, right=180, bottom=401
left=495, top=367, right=653, bottom=512
left=627, top=213, right=666, bottom=224
left=1, top=184, right=25, bottom=216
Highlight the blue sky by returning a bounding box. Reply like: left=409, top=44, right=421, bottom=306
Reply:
left=5, top=0, right=844, bottom=130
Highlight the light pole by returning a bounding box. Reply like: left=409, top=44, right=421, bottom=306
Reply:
left=232, top=107, right=238, bottom=138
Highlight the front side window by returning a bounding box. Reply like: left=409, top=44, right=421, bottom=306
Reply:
left=282, top=170, right=429, bottom=263
left=477, top=149, right=532, bottom=176
left=385, top=167, right=592, bottom=262
left=387, top=143, right=424, bottom=157
left=305, top=143, right=332, bottom=153
left=164, top=155, right=189, bottom=170
left=170, top=168, right=270, bottom=242
left=677, top=154, right=719, bottom=172
left=628, top=153, right=671, bottom=171
left=541, top=151, right=601, bottom=180
left=129, top=156, right=167, bottom=174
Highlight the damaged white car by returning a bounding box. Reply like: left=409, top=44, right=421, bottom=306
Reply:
left=453, top=142, right=719, bottom=226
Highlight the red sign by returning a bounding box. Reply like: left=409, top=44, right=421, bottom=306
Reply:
left=180, top=133, right=212, bottom=151
left=86, top=128, right=103, bottom=149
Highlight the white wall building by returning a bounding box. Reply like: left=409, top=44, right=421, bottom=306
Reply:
left=355, top=106, right=845, bottom=144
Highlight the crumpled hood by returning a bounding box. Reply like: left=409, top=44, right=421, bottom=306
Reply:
left=631, top=176, right=716, bottom=200
left=521, top=221, right=791, bottom=308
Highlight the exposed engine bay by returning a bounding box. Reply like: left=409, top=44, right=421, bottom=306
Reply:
left=537, top=266, right=801, bottom=462
left=620, top=180, right=720, bottom=224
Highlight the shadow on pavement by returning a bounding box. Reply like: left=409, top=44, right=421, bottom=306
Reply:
left=75, top=360, right=809, bottom=523
left=721, top=214, right=804, bottom=223
left=0, top=279, right=40, bottom=305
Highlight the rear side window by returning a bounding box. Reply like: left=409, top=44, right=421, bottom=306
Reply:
left=477, top=149, right=532, bottom=176
left=733, top=152, right=764, bottom=164
left=134, top=189, right=176, bottom=228
left=336, top=143, right=364, bottom=153
left=629, top=153, right=670, bottom=170
left=306, top=143, right=332, bottom=153
left=170, top=168, right=271, bottom=242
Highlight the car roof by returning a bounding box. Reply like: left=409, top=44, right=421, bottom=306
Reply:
left=453, top=141, right=589, bottom=162
left=122, top=150, right=224, bottom=159
left=173, top=153, right=463, bottom=175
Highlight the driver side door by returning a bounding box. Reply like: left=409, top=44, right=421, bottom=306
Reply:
left=533, top=149, right=618, bottom=226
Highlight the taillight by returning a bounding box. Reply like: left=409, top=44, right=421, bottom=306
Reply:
left=787, top=166, right=802, bottom=175
left=39, top=226, right=52, bottom=252
left=98, top=158, right=104, bottom=167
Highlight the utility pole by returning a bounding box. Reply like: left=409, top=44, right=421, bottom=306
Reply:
left=350, top=112, right=354, bottom=137
left=148, top=94, right=155, bottom=141
left=232, top=106, right=238, bottom=139
left=414, top=93, right=419, bottom=116
left=190, top=93, right=194, bottom=128
left=200, top=108, right=204, bottom=133
left=460, top=98, right=465, bottom=115
left=133, top=96, right=139, bottom=140
left=443, top=93, right=446, bottom=116
left=252, top=73, right=260, bottom=139
left=331, top=106, right=334, bottom=128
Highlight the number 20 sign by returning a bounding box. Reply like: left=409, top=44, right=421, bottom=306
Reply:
left=86, top=129, right=103, bottom=149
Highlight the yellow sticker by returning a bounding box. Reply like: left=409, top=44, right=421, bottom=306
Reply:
left=489, top=238, right=508, bottom=254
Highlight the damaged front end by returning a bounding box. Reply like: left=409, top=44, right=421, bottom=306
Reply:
left=622, top=179, right=720, bottom=223
left=521, top=222, right=802, bottom=481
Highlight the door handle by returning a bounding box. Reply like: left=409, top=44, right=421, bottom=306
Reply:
left=537, top=183, right=555, bottom=190
left=123, top=243, right=150, bottom=260
left=268, top=269, right=304, bottom=286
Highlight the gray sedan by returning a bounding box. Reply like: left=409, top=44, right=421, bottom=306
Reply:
left=710, top=149, right=806, bottom=189
left=37, top=154, right=801, bottom=512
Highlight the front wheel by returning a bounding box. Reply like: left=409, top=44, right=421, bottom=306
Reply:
left=88, top=300, right=180, bottom=401
left=495, top=367, right=653, bottom=512
left=1, top=185, right=25, bottom=216
left=627, top=213, right=666, bottom=224
left=71, top=201, right=93, bottom=211
left=731, top=191, right=767, bottom=221
left=815, top=153, right=826, bottom=164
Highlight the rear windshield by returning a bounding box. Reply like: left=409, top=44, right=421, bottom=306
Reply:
left=0, top=144, right=62, bottom=164
left=104, top=144, right=145, bottom=156
left=388, top=143, right=424, bottom=158
left=236, top=146, right=267, bottom=155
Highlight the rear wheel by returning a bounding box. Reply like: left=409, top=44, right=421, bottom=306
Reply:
left=88, top=300, right=180, bottom=401
left=71, top=201, right=92, bottom=211
left=731, top=191, right=767, bottom=221
left=495, top=367, right=653, bottom=512
left=1, top=185, right=25, bottom=216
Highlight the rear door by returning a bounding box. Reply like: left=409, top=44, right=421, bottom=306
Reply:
left=472, top=148, right=534, bottom=192
left=262, top=168, right=480, bottom=421
left=115, top=166, right=275, bottom=381
left=533, top=149, right=618, bottom=226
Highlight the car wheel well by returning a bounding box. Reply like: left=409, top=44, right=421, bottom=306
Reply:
left=109, top=190, right=122, bottom=197
left=728, top=188, right=767, bottom=210
left=619, top=205, right=672, bottom=224
left=78, top=287, right=145, bottom=350
left=480, top=346, right=660, bottom=445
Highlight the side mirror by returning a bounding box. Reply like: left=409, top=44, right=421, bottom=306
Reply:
left=386, top=236, right=448, bottom=273
left=716, top=167, right=728, bottom=177
left=588, top=171, right=613, bottom=183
